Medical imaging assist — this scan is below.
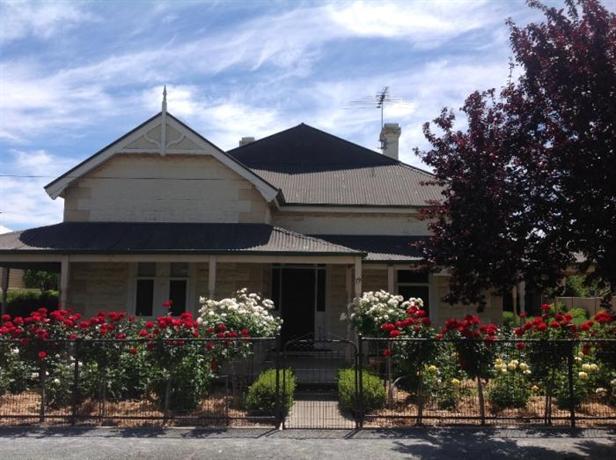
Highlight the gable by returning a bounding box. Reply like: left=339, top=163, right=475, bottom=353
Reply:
left=63, top=154, right=271, bottom=224
left=45, top=112, right=279, bottom=203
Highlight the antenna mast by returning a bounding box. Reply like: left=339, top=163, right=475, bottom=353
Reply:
left=376, top=86, right=389, bottom=129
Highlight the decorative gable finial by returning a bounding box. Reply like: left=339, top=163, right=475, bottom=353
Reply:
left=162, top=85, right=167, bottom=114
left=161, top=85, right=167, bottom=155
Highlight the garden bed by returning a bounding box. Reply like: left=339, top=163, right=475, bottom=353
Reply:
left=0, top=390, right=276, bottom=428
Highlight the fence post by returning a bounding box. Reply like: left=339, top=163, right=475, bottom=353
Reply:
left=356, top=335, right=364, bottom=429
left=71, top=340, right=80, bottom=425
left=477, top=376, right=486, bottom=426
left=39, top=360, right=46, bottom=423
left=275, top=336, right=283, bottom=430
left=567, top=341, right=576, bottom=429
left=416, top=366, right=424, bottom=426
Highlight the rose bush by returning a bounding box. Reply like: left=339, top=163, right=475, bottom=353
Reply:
left=0, top=291, right=280, bottom=412
left=346, top=290, right=423, bottom=337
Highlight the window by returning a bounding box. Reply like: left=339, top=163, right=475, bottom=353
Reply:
left=316, top=268, right=326, bottom=312
left=168, top=263, right=188, bottom=315
left=136, top=263, right=155, bottom=316
left=134, top=263, right=191, bottom=317
left=397, top=270, right=430, bottom=316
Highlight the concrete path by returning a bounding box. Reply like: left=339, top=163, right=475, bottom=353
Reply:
left=0, top=427, right=614, bottom=459
left=286, top=396, right=354, bottom=429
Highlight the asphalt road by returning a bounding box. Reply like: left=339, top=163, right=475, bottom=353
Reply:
left=0, top=427, right=614, bottom=459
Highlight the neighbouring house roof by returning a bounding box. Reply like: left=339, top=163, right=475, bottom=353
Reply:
left=313, top=235, right=427, bottom=262
left=228, top=123, right=442, bottom=207
left=0, top=223, right=362, bottom=256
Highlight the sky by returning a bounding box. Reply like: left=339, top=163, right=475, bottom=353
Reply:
left=0, top=0, right=598, bottom=232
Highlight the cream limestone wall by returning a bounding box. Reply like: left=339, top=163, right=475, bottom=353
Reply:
left=272, top=211, right=429, bottom=235
left=68, top=263, right=130, bottom=317
left=363, top=268, right=388, bottom=292
left=433, top=275, right=503, bottom=325
left=63, top=155, right=270, bottom=223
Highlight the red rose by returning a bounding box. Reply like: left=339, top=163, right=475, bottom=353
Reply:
left=38, top=351, right=47, bottom=361
left=145, top=321, right=154, bottom=329
left=1, top=314, right=10, bottom=322
left=382, top=348, right=392, bottom=357
left=162, top=300, right=173, bottom=309
left=516, top=342, right=526, bottom=350
left=389, top=329, right=401, bottom=338
left=129, top=347, right=138, bottom=355
left=541, top=304, right=551, bottom=312
left=549, top=321, right=560, bottom=328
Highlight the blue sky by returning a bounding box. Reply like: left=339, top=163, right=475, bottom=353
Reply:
left=0, top=0, right=596, bottom=231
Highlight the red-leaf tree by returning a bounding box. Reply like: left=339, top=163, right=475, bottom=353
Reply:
left=416, top=0, right=615, bottom=306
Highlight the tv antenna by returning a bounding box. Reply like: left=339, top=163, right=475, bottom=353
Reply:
left=345, top=87, right=410, bottom=130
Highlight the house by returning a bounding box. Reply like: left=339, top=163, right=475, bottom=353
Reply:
left=0, top=96, right=504, bottom=339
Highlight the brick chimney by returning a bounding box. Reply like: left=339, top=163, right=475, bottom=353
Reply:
left=239, top=137, right=255, bottom=146
left=379, top=123, right=401, bottom=160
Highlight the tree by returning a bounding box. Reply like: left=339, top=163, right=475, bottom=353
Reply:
left=23, top=269, right=58, bottom=292
left=417, top=0, right=615, bottom=306
left=507, top=0, right=616, bottom=301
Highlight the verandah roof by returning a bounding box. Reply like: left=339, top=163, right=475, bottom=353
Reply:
left=0, top=222, right=362, bottom=256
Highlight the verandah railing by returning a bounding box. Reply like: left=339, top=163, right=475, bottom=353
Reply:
left=0, top=337, right=615, bottom=428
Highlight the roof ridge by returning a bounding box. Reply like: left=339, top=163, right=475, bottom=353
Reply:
left=272, top=225, right=362, bottom=253
left=226, top=123, right=305, bottom=153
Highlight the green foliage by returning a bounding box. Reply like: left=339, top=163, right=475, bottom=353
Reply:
left=151, top=347, right=215, bottom=413
left=502, top=311, right=517, bottom=330
left=422, top=343, right=469, bottom=410
left=22, top=270, right=58, bottom=291
left=245, top=369, right=295, bottom=417
left=338, top=368, right=385, bottom=414
left=488, top=370, right=530, bottom=412
left=569, top=307, right=588, bottom=325
left=6, top=289, right=59, bottom=316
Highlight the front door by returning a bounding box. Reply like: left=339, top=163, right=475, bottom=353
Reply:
left=280, top=268, right=316, bottom=343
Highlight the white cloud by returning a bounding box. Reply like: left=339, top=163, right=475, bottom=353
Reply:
left=0, top=0, right=514, bottom=142
left=327, top=0, right=495, bottom=45
left=0, top=0, right=97, bottom=44
left=0, top=224, right=12, bottom=234
left=0, top=149, right=73, bottom=229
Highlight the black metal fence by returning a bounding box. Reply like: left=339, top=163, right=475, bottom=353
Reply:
left=1, top=337, right=615, bottom=429
left=0, top=337, right=280, bottom=428
left=358, top=337, right=616, bottom=428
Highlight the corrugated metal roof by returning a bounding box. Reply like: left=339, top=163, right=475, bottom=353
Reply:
left=228, top=123, right=442, bottom=207
left=0, top=223, right=361, bottom=256
left=312, top=235, right=427, bottom=262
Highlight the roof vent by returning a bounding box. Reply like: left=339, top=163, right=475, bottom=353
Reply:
left=379, top=123, right=401, bottom=160
left=239, top=137, right=255, bottom=146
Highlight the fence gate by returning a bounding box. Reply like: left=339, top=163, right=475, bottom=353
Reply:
left=282, top=337, right=361, bottom=429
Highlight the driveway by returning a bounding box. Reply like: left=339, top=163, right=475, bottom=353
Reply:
left=0, top=427, right=613, bottom=459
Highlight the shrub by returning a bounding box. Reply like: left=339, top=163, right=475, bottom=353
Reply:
left=569, top=307, right=588, bottom=325
left=338, top=368, right=385, bottom=414
left=6, top=290, right=59, bottom=316
left=152, top=349, right=214, bottom=413
left=502, top=311, right=517, bottom=330
left=421, top=343, right=470, bottom=410
left=245, top=369, right=295, bottom=417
